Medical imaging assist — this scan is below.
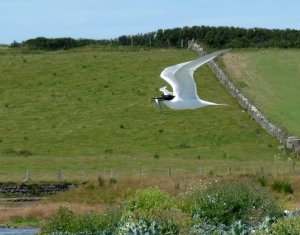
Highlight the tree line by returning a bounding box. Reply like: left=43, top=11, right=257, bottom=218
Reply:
left=10, top=25, right=300, bottom=50
left=10, top=37, right=112, bottom=50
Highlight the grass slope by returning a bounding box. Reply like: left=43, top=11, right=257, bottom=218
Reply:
left=223, top=49, right=300, bottom=136
left=0, top=47, right=282, bottom=181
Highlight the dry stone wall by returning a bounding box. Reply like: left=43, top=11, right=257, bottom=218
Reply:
left=0, top=182, right=76, bottom=196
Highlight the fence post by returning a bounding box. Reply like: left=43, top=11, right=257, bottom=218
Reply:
left=139, top=168, right=142, bottom=179
left=261, top=167, right=264, bottom=175
left=227, top=165, right=231, bottom=175
left=168, top=168, right=171, bottom=177
left=26, top=169, right=31, bottom=181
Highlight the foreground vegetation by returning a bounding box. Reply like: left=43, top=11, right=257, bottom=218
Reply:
left=1, top=173, right=300, bottom=229
left=38, top=179, right=300, bottom=234
left=223, top=49, right=300, bottom=137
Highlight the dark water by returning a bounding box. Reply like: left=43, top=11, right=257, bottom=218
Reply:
left=0, top=228, right=38, bottom=235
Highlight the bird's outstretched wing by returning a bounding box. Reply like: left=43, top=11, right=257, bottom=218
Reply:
left=160, top=49, right=230, bottom=99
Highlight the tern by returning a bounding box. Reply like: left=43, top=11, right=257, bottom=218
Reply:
left=152, top=49, right=230, bottom=112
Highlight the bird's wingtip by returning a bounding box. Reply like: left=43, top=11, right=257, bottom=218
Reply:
left=220, top=48, right=231, bottom=55
left=217, top=103, right=230, bottom=106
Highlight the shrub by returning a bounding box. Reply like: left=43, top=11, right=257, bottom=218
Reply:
left=183, top=180, right=280, bottom=226
left=41, top=207, right=77, bottom=234
left=123, top=187, right=191, bottom=234
left=126, top=187, right=173, bottom=212
left=271, top=216, right=300, bottom=235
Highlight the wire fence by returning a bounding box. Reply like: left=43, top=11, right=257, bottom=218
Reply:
left=0, top=161, right=298, bottom=183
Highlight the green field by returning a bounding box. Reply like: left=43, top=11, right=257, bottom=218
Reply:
left=0, top=47, right=286, bottom=181
left=223, top=49, right=300, bottom=136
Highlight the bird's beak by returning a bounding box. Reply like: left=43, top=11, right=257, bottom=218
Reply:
left=152, top=97, right=162, bottom=113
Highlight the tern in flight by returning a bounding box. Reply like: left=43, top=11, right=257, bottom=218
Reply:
left=152, top=49, right=230, bottom=112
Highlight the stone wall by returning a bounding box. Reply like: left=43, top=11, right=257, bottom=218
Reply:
left=190, top=43, right=300, bottom=151
left=0, top=182, right=76, bottom=196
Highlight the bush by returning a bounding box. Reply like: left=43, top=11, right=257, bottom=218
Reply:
left=121, top=187, right=189, bottom=234
left=271, top=216, right=300, bottom=235
left=41, top=207, right=77, bottom=234
left=126, top=187, right=173, bottom=212
left=182, top=180, right=280, bottom=226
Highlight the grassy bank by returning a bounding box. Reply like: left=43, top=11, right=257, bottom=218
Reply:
left=0, top=46, right=284, bottom=182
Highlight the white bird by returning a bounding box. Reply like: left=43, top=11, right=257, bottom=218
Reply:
left=153, top=49, right=230, bottom=112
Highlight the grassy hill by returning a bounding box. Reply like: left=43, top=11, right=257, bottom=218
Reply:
left=223, top=49, right=300, bottom=137
left=0, top=47, right=284, bottom=181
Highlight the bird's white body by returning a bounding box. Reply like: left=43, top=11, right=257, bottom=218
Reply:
left=154, top=49, right=230, bottom=111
